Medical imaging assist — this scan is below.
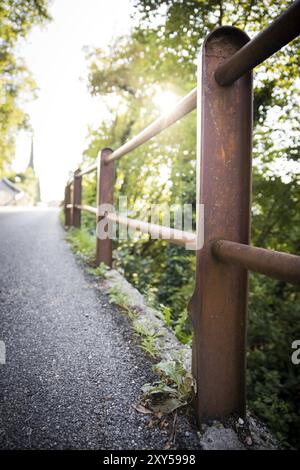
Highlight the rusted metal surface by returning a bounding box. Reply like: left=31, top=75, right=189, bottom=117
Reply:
left=72, top=170, right=82, bottom=228
left=96, top=148, right=115, bottom=267
left=105, top=88, right=197, bottom=164
left=106, top=212, right=196, bottom=247
left=212, top=240, right=300, bottom=286
left=188, top=27, right=252, bottom=420
left=64, top=185, right=72, bottom=227
left=215, top=0, right=300, bottom=86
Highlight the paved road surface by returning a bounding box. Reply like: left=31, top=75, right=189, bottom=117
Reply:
left=0, top=208, right=199, bottom=450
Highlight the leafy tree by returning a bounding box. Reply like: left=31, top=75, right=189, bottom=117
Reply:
left=0, top=0, right=51, bottom=172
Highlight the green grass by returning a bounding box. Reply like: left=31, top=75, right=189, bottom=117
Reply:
left=141, top=359, right=195, bottom=414
left=132, top=321, right=164, bottom=358
left=59, top=208, right=65, bottom=226
left=108, top=286, right=137, bottom=319
left=86, top=262, right=109, bottom=278
left=65, top=228, right=96, bottom=262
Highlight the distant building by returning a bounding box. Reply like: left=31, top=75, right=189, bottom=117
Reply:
left=27, top=135, right=41, bottom=204
left=0, top=178, right=25, bottom=206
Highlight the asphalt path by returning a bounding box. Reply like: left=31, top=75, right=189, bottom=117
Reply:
left=0, top=208, right=199, bottom=450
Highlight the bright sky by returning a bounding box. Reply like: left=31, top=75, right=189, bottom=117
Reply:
left=13, top=0, right=132, bottom=202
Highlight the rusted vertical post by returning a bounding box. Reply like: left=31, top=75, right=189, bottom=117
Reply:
left=188, top=27, right=252, bottom=420
left=64, top=184, right=72, bottom=228
left=96, top=148, right=115, bottom=267
left=72, top=169, right=82, bottom=228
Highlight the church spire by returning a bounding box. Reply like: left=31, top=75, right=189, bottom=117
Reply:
left=28, top=135, right=34, bottom=171
left=26, top=134, right=41, bottom=203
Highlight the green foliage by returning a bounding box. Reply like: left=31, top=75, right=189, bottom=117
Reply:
left=247, top=274, right=300, bottom=448
left=81, top=0, right=299, bottom=447
left=140, top=334, right=159, bottom=358
left=108, top=285, right=165, bottom=358
left=108, top=286, right=130, bottom=309
left=108, top=286, right=137, bottom=320
left=0, top=0, right=50, bottom=171
left=66, top=228, right=95, bottom=262
left=132, top=320, right=164, bottom=358
left=142, top=381, right=176, bottom=396
left=154, top=360, right=193, bottom=397
left=160, top=304, right=171, bottom=327
left=142, top=359, right=195, bottom=414
left=86, top=262, right=109, bottom=278
left=113, top=240, right=195, bottom=343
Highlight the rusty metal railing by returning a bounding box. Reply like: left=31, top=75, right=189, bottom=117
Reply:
left=64, top=1, right=300, bottom=423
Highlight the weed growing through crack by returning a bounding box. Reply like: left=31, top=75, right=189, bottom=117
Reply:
left=108, top=287, right=165, bottom=358
left=132, top=321, right=164, bottom=359
left=160, top=304, right=171, bottom=327
left=108, top=286, right=136, bottom=319
left=86, top=262, right=109, bottom=278
left=141, top=359, right=195, bottom=415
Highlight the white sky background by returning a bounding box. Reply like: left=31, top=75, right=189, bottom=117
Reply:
left=13, top=0, right=132, bottom=202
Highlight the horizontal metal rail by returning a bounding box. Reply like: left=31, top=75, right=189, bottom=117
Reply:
left=106, top=213, right=196, bottom=247
left=75, top=204, right=97, bottom=215
left=77, top=163, right=98, bottom=177
left=212, top=239, right=300, bottom=285
left=215, top=0, right=300, bottom=86
left=66, top=204, right=73, bottom=209
left=105, top=88, right=197, bottom=164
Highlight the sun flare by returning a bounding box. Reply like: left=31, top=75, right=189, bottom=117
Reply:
left=153, top=90, right=179, bottom=114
